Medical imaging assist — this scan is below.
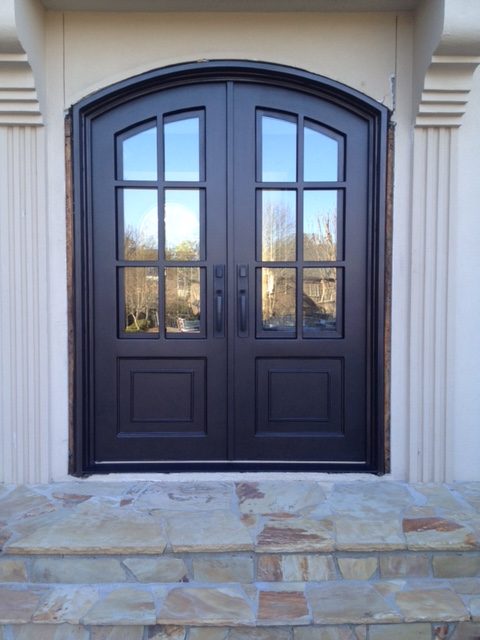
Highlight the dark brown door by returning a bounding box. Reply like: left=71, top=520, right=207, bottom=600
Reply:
left=77, top=67, right=385, bottom=472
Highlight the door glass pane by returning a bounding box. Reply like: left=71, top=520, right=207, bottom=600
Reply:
left=164, top=190, right=201, bottom=261
left=261, top=267, right=296, bottom=332
left=121, top=189, right=158, bottom=260
left=260, top=190, right=296, bottom=261
left=122, top=126, right=157, bottom=181
left=164, top=116, right=200, bottom=182
left=261, top=116, right=297, bottom=182
left=165, top=267, right=201, bottom=335
left=303, top=190, right=338, bottom=261
left=122, top=267, right=159, bottom=334
left=304, top=123, right=338, bottom=182
left=303, top=267, right=337, bottom=333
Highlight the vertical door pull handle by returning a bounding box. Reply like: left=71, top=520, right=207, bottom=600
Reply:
left=237, top=264, right=249, bottom=337
left=215, top=290, right=223, bottom=334
left=213, top=265, right=225, bottom=337
left=239, top=290, right=247, bottom=333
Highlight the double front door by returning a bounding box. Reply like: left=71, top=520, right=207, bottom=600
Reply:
left=85, top=75, right=380, bottom=470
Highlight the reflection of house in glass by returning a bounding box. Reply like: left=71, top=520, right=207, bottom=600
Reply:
left=303, top=268, right=337, bottom=332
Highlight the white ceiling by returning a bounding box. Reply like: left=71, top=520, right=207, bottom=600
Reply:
left=40, top=0, right=420, bottom=12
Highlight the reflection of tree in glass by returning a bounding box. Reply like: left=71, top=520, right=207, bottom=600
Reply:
left=165, top=240, right=199, bottom=261
left=124, top=267, right=159, bottom=333
left=124, top=226, right=157, bottom=261
left=262, top=202, right=296, bottom=261
left=165, top=267, right=201, bottom=333
left=304, top=210, right=337, bottom=261
left=262, top=268, right=296, bottom=330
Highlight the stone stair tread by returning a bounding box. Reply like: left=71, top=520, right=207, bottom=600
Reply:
left=0, top=579, right=478, bottom=627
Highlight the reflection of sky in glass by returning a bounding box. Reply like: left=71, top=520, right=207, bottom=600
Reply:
left=304, top=125, right=338, bottom=182
left=122, top=127, right=157, bottom=181
left=304, top=191, right=337, bottom=236
left=304, top=190, right=337, bottom=261
left=164, top=189, right=200, bottom=258
left=123, top=189, right=158, bottom=249
left=164, top=117, right=200, bottom=181
left=261, top=116, right=297, bottom=182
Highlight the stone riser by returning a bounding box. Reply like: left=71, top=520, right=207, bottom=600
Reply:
left=1, top=552, right=480, bottom=585
left=1, top=622, right=480, bottom=640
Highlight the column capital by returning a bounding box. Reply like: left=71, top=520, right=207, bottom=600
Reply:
left=415, top=0, right=480, bottom=128
left=0, top=0, right=43, bottom=125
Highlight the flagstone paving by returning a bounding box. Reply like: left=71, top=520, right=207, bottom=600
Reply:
left=1, top=480, right=480, bottom=636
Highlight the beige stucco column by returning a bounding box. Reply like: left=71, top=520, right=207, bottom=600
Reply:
left=0, top=0, right=51, bottom=482
left=408, top=0, right=480, bottom=481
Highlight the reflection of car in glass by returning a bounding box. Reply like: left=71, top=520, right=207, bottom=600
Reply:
left=177, top=317, right=200, bottom=333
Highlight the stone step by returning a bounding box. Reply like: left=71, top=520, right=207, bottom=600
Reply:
left=0, top=578, right=479, bottom=631
left=1, top=481, right=480, bottom=637
left=2, top=551, right=480, bottom=585
left=1, top=623, right=480, bottom=640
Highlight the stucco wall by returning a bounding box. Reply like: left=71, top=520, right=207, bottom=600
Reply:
left=2, top=3, right=478, bottom=482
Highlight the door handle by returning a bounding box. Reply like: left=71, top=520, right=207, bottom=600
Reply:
left=215, top=290, right=223, bottom=334
left=237, top=264, right=249, bottom=337
left=239, top=290, right=247, bottom=333
left=213, top=265, right=225, bottom=337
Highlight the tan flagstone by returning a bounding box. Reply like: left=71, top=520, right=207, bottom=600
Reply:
left=334, top=516, right=405, bottom=551
left=235, top=481, right=326, bottom=515
left=451, top=622, right=480, bottom=639
left=451, top=578, right=480, bottom=594
left=258, top=554, right=337, bottom=581
left=0, top=487, right=56, bottom=522
left=354, top=627, right=367, bottom=640
left=373, top=580, right=406, bottom=597
left=412, top=484, right=469, bottom=511
left=146, top=626, right=186, bottom=640
left=403, top=517, right=478, bottom=550
left=166, top=511, right=252, bottom=552
left=6, top=503, right=167, bottom=555
left=188, top=630, right=229, bottom=640
left=0, top=587, right=44, bottom=623
left=294, top=627, right=357, bottom=639
left=379, top=553, right=429, bottom=578
left=158, top=586, right=254, bottom=626
left=82, top=588, right=156, bottom=625
left=470, top=596, right=480, bottom=620
left=90, top=627, right=145, bottom=640
left=337, top=557, right=378, bottom=580
left=231, top=629, right=292, bottom=639
left=10, top=624, right=90, bottom=639
left=433, top=553, right=480, bottom=577
left=368, top=623, right=433, bottom=639
left=450, top=483, right=480, bottom=512
left=0, top=558, right=27, bottom=581
left=308, top=582, right=401, bottom=624
left=192, top=555, right=253, bottom=582
left=257, top=588, right=310, bottom=625
left=33, top=586, right=98, bottom=624
left=136, top=482, right=233, bottom=511
left=330, top=482, right=412, bottom=516
left=395, top=588, right=469, bottom=621
left=32, top=557, right=126, bottom=583
left=124, top=557, right=188, bottom=582
left=256, top=517, right=334, bottom=552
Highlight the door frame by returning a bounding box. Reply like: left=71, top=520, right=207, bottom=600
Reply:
left=70, top=60, right=389, bottom=476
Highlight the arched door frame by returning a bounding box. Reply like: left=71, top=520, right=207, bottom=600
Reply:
left=71, top=60, right=389, bottom=475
